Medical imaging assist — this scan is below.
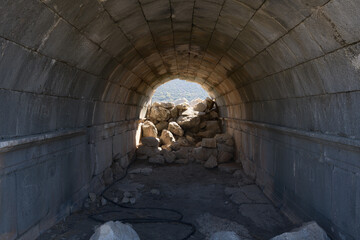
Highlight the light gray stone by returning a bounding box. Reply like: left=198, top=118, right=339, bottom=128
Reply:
left=270, top=222, right=330, bottom=240
left=160, top=129, right=175, bottom=145
left=168, top=121, right=184, bottom=136
left=142, top=120, right=158, bottom=138
left=90, top=221, right=140, bottom=240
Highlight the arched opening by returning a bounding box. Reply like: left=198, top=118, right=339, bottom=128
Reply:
left=0, top=0, right=359, bottom=239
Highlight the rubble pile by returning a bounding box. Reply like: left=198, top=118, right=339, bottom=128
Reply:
left=136, top=98, right=238, bottom=169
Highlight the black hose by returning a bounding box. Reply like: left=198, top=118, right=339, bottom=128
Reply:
left=87, top=160, right=196, bottom=240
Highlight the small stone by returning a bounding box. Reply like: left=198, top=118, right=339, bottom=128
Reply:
left=101, top=197, right=107, bottom=206
left=204, top=155, right=218, bottom=168
left=89, top=192, right=97, bottom=202
left=150, top=189, right=160, bottom=195
left=129, top=197, right=136, bottom=204
left=122, top=197, right=130, bottom=204
left=202, top=138, right=217, bottom=148
left=89, top=221, right=140, bottom=240
left=112, top=197, right=119, bottom=203
left=163, top=150, right=176, bottom=163
left=124, top=191, right=132, bottom=198
left=120, top=155, right=130, bottom=169
left=209, top=231, right=241, bottom=240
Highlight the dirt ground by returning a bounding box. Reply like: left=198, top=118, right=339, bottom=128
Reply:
left=37, top=161, right=297, bottom=240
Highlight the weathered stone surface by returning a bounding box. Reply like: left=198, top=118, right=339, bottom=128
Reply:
left=209, top=231, right=241, bottom=240
left=270, top=222, right=330, bottom=240
left=162, top=149, right=176, bottom=163
left=150, top=106, right=170, bottom=121
left=102, top=168, right=113, bottom=185
left=148, top=154, right=165, bottom=164
left=170, top=107, right=178, bottom=118
left=89, top=221, right=140, bottom=240
left=155, top=121, right=168, bottom=132
left=218, top=163, right=242, bottom=173
left=193, top=101, right=207, bottom=112
left=142, top=120, right=158, bottom=138
left=204, top=155, right=218, bottom=168
left=153, top=102, right=174, bottom=109
left=174, top=147, right=189, bottom=159
left=120, top=155, right=130, bottom=169
left=141, top=137, right=160, bottom=147
left=136, top=145, right=160, bottom=157
left=192, top=147, right=217, bottom=162
left=160, top=129, right=175, bottom=145
left=202, top=138, right=217, bottom=148
left=218, top=151, right=233, bottom=163
left=168, top=121, right=184, bottom=136
left=177, top=115, right=201, bottom=129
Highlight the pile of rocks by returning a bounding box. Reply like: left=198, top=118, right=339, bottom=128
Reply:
left=136, top=98, right=237, bottom=169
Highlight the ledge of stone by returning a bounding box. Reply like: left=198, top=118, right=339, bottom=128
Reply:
left=0, top=128, right=87, bottom=153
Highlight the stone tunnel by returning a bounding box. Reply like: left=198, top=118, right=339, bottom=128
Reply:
left=0, top=0, right=359, bottom=239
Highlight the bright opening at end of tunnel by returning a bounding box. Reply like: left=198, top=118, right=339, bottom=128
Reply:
left=151, top=79, right=210, bottom=104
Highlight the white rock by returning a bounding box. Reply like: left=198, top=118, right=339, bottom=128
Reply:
left=89, top=221, right=140, bottom=240
left=209, top=231, right=241, bottom=240
left=204, top=155, right=218, bottom=168
left=270, top=222, right=330, bottom=240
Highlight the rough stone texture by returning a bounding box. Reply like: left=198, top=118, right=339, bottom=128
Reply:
left=148, top=155, right=165, bottom=164
left=202, top=138, right=217, bottom=148
left=168, top=122, right=184, bottom=136
left=1, top=0, right=360, bottom=239
left=270, top=222, right=330, bottom=240
left=141, top=137, right=159, bottom=148
left=160, top=129, right=175, bottom=146
left=204, top=155, right=218, bottom=169
left=90, top=221, right=140, bottom=240
left=142, top=121, right=158, bottom=138
left=209, top=231, right=242, bottom=240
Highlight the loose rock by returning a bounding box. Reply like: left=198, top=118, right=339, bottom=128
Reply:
left=204, top=155, right=218, bottom=168
left=142, top=120, right=158, bottom=138
left=270, top=221, right=330, bottom=240
left=202, top=138, right=217, bottom=148
left=90, top=221, right=140, bottom=240
left=149, top=154, right=165, bottom=164
left=160, top=129, right=175, bottom=145
left=168, top=121, right=184, bottom=136
left=141, top=137, right=160, bottom=147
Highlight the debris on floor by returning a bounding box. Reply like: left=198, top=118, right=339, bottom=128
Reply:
left=209, top=231, right=242, bottom=240
left=196, top=213, right=253, bottom=240
left=89, top=221, right=140, bottom=240
left=270, top=221, right=331, bottom=240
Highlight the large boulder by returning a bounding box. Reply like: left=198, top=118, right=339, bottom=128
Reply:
left=168, top=122, right=184, bottom=136
left=155, top=121, right=168, bottom=132
left=153, top=102, right=174, bottom=109
left=150, top=106, right=170, bottom=121
left=90, top=221, right=140, bottom=240
left=193, top=101, right=207, bottom=112
left=142, top=120, right=158, bottom=138
left=177, top=115, right=201, bottom=129
left=190, top=98, right=203, bottom=107
left=270, top=222, right=330, bottom=240
left=160, top=129, right=175, bottom=145
left=141, top=137, right=160, bottom=147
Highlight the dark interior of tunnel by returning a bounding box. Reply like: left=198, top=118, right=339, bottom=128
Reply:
left=0, top=0, right=359, bottom=239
